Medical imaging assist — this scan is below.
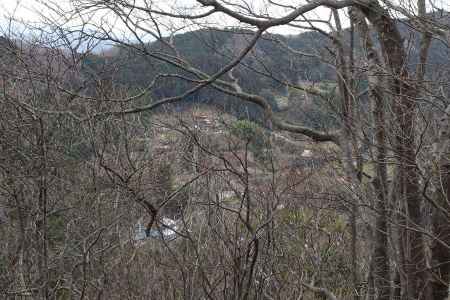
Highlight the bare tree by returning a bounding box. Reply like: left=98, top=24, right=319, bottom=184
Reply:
left=2, top=0, right=450, bottom=299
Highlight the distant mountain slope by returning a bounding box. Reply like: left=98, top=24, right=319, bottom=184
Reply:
left=81, top=28, right=336, bottom=121
left=92, top=14, right=449, bottom=92
left=2, top=13, right=448, bottom=124
left=81, top=15, right=449, bottom=124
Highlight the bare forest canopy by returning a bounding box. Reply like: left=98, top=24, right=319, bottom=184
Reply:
left=2, top=1, right=450, bottom=300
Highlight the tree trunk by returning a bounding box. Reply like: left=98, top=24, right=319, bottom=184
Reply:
left=358, top=1, right=432, bottom=298
left=431, top=105, right=450, bottom=300
left=351, top=8, right=391, bottom=299
left=332, top=9, right=361, bottom=298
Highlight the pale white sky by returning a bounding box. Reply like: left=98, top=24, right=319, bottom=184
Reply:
left=0, top=0, right=343, bottom=36
left=0, top=0, right=448, bottom=43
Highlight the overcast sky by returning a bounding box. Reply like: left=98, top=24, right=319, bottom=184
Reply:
left=0, top=0, right=448, bottom=46
left=0, top=0, right=346, bottom=35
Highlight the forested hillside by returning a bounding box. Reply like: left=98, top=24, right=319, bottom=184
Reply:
left=83, top=13, right=450, bottom=125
